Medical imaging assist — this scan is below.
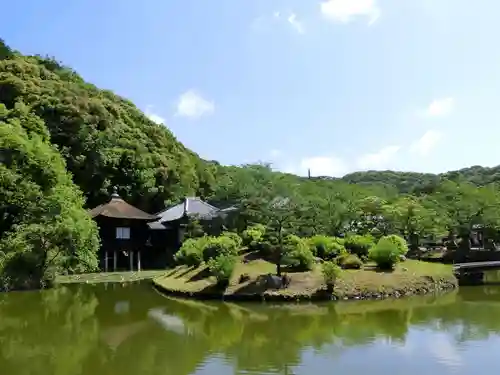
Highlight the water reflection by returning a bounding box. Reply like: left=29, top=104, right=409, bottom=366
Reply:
left=1, top=281, right=500, bottom=374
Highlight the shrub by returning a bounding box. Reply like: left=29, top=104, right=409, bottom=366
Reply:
left=308, top=235, right=346, bottom=260
left=338, top=254, right=363, bottom=270
left=369, top=237, right=401, bottom=270
left=383, top=234, right=408, bottom=256
left=202, top=235, right=239, bottom=262
left=222, top=231, right=243, bottom=248
left=344, top=235, right=375, bottom=258
left=207, top=254, right=236, bottom=286
left=284, top=235, right=315, bottom=271
left=241, top=224, right=266, bottom=249
left=322, top=261, right=341, bottom=287
left=184, top=219, right=205, bottom=239
left=174, top=237, right=208, bottom=267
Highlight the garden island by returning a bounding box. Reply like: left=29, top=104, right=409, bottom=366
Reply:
left=1, top=39, right=499, bottom=301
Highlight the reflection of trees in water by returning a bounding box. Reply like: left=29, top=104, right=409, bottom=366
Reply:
left=410, top=287, right=500, bottom=343
left=164, top=288, right=500, bottom=372
left=0, top=286, right=99, bottom=375
left=2, top=283, right=500, bottom=375
left=164, top=298, right=414, bottom=373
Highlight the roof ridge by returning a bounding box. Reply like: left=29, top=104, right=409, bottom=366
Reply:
left=190, top=197, right=219, bottom=211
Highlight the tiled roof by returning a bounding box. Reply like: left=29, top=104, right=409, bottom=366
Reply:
left=148, top=197, right=221, bottom=229
left=89, top=196, right=158, bottom=221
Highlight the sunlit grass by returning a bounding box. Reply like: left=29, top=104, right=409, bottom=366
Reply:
left=57, top=270, right=168, bottom=284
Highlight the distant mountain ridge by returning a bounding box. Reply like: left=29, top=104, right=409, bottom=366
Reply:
left=335, top=165, right=500, bottom=194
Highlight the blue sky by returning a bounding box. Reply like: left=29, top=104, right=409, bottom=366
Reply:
left=2, top=0, right=500, bottom=177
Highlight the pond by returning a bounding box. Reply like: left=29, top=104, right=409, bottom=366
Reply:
left=2, top=277, right=500, bottom=375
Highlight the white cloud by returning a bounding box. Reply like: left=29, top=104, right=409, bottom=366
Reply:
left=424, top=97, right=454, bottom=117
left=175, top=90, right=215, bottom=119
left=357, top=145, right=400, bottom=170
left=320, top=0, right=381, bottom=25
left=296, top=155, right=348, bottom=177
left=287, top=13, right=305, bottom=34
left=145, top=107, right=166, bottom=125
left=410, top=130, right=442, bottom=156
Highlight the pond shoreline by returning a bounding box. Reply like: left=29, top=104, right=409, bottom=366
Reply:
left=151, top=274, right=458, bottom=302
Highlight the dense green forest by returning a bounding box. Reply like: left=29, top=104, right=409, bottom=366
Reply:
left=2, top=38, right=500, bottom=289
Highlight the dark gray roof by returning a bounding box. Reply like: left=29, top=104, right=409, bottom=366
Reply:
left=148, top=197, right=221, bottom=229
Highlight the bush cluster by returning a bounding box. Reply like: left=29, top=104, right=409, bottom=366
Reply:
left=174, top=232, right=242, bottom=286
left=175, top=232, right=242, bottom=267
left=308, top=235, right=347, bottom=260
left=284, top=235, right=315, bottom=271
left=337, top=254, right=363, bottom=269
left=207, top=254, right=237, bottom=287
left=174, top=225, right=409, bottom=280
left=173, top=237, right=207, bottom=267
left=241, top=224, right=266, bottom=250
left=369, top=235, right=408, bottom=270
left=202, top=235, right=240, bottom=262
left=344, top=235, right=375, bottom=258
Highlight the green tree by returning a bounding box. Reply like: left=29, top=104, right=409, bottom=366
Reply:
left=0, top=112, right=99, bottom=289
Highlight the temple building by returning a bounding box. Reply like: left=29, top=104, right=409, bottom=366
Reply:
left=89, top=189, right=159, bottom=271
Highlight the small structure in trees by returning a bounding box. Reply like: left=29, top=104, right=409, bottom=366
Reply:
left=148, top=197, right=230, bottom=255
left=89, top=188, right=158, bottom=272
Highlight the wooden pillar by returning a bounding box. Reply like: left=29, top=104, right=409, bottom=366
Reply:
left=113, top=250, right=117, bottom=271
left=130, top=251, right=134, bottom=271
left=104, top=250, right=108, bottom=272
left=137, top=251, right=141, bottom=272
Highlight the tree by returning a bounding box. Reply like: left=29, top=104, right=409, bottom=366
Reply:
left=383, top=196, right=447, bottom=250
left=0, top=113, right=99, bottom=290
left=242, top=182, right=305, bottom=275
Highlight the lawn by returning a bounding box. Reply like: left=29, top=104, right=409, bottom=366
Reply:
left=57, top=270, right=168, bottom=284
left=152, top=251, right=456, bottom=301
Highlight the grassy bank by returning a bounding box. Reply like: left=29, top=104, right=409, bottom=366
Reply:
left=57, top=270, right=168, bottom=284
left=152, top=253, right=457, bottom=302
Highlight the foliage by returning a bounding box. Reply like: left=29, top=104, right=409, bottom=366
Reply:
left=174, top=237, right=208, bottom=267
left=222, top=231, right=242, bottom=248
left=283, top=235, right=315, bottom=271
left=344, top=235, right=375, bottom=258
left=338, top=254, right=363, bottom=270
left=202, top=235, right=240, bottom=262
left=175, top=233, right=240, bottom=266
left=308, top=235, right=346, bottom=260
left=382, top=234, right=409, bottom=256
left=369, top=237, right=402, bottom=270
left=0, top=110, right=99, bottom=290
left=322, top=261, right=341, bottom=286
left=207, top=254, right=236, bottom=286
left=241, top=224, right=266, bottom=249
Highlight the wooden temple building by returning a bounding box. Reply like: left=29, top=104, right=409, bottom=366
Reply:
left=89, top=189, right=159, bottom=272
left=89, top=192, right=238, bottom=271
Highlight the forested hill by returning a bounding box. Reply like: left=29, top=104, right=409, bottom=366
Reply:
left=3, top=37, right=500, bottom=289
left=341, top=166, right=500, bottom=194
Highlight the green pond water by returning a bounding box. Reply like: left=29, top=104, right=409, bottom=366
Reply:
left=2, top=275, right=500, bottom=375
